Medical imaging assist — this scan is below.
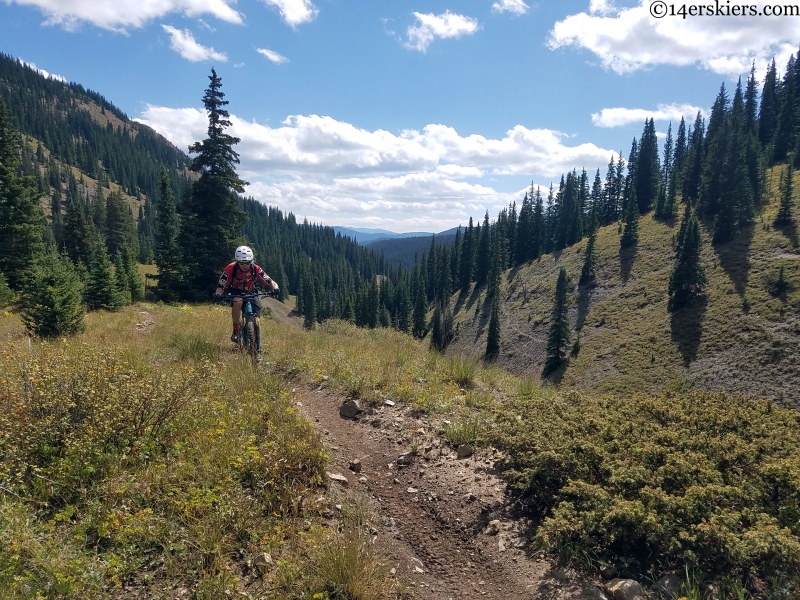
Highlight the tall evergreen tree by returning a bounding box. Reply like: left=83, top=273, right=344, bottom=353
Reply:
left=700, top=83, right=730, bottom=218
left=775, top=162, right=795, bottom=227
left=635, top=119, right=660, bottom=213
left=484, top=294, right=500, bottom=361
left=476, top=211, right=491, bottom=285
left=620, top=186, right=640, bottom=248
left=303, top=273, right=317, bottom=329
left=459, top=217, right=475, bottom=292
left=669, top=213, right=706, bottom=309
left=580, top=209, right=598, bottom=285
left=673, top=117, right=688, bottom=188
left=759, top=58, right=779, bottom=149
left=121, top=245, right=144, bottom=301
left=179, top=68, right=248, bottom=299
left=153, top=167, right=183, bottom=301
left=683, top=112, right=705, bottom=205
left=105, top=189, right=138, bottom=257
left=531, top=186, right=544, bottom=259
left=85, top=243, right=126, bottom=311
left=772, top=54, right=797, bottom=163
left=542, top=267, right=571, bottom=377
left=0, top=97, right=45, bottom=289
left=62, top=193, right=95, bottom=267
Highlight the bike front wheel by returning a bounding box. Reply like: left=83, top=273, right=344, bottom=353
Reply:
left=246, top=320, right=257, bottom=360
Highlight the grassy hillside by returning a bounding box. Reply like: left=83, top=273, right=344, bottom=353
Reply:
left=448, top=165, right=800, bottom=408
left=0, top=306, right=395, bottom=599
left=2, top=301, right=799, bottom=595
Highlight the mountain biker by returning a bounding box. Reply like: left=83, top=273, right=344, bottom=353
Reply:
left=213, top=246, right=280, bottom=355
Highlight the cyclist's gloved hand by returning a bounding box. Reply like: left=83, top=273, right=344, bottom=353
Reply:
left=272, top=288, right=280, bottom=297
left=213, top=292, right=223, bottom=300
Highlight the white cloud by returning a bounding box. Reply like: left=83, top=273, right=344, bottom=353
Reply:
left=592, top=103, right=707, bottom=127
left=19, top=59, right=66, bottom=82
left=549, top=0, right=800, bottom=77
left=405, top=11, right=479, bottom=52
left=9, top=0, right=242, bottom=31
left=257, top=48, right=288, bottom=64
left=260, top=0, right=317, bottom=27
left=491, top=0, right=529, bottom=16
left=135, top=107, right=614, bottom=231
left=162, top=25, right=227, bottom=62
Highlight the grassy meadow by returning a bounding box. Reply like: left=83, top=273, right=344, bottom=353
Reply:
left=2, top=283, right=800, bottom=596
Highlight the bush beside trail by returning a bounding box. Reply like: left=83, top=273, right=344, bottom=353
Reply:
left=0, top=341, right=328, bottom=597
left=488, top=388, right=800, bottom=591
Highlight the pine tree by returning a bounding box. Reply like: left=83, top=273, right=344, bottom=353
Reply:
left=620, top=186, right=639, bottom=248
left=85, top=243, right=126, bottom=311
left=760, top=58, right=779, bottom=149
left=669, top=213, right=706, bottom=309
left=153, top=167, right=183, bottom=301
left=430, top=301, right=443, bottom=351
left=180, top=68, right=248, bottom=299
left=775, top=162, right=795, bottom=226
left=121, top=245, right=144, bottom=301
left=0, top=97, right=46, bottom=289
left=105, top=189, right=137, bottom=257
left=20, top=252, right=85, bottom=337
left=412, top=283, right=427, bottom=339
left=580, top=211, right=598, bottom=285
left=484, top=294, right=500, bottom=361
left=635, top=119, right=660, bottom=213
left=700, top=84, right=730, bottom=218
left=50, top=189, right=63, bottom=249
left=673, top=117, right=688, bottom=188
left=459, top=217, right=475, bottom=292
left=303, top=275, right=317, bottom=329
left=476, top=211, right=491, bottom=285
left=63, top=194, right=95, bottom=267
left=114, top=252, right=132, bottom=304
left=542, top=268, right=571, bottom=377
left=683, top=112, right=705, bottom=205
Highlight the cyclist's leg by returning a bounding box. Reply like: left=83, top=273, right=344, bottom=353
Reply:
left=231, top=296, right=244, bottom=342
left=232, top=297, right=243, bottom=325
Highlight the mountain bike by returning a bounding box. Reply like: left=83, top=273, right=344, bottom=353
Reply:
left=216, top=290, right=278, bottom=362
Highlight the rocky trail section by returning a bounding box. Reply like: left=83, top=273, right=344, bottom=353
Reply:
left=294, top=383, right=598, bottom=600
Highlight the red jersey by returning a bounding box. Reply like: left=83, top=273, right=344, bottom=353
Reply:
left=218, top=263, right=272, bottom=292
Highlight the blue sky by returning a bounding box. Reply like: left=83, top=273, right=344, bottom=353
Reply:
left=2, top=0, right=799, bottom=232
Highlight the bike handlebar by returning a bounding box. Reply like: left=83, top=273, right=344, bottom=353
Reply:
left=214, top=289, right=279, bottom=302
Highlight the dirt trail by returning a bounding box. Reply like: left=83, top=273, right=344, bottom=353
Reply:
left=294, top=384, right=597, bottom=600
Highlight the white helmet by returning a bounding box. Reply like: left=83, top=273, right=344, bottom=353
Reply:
left=235, top=245, right=254, bottom=264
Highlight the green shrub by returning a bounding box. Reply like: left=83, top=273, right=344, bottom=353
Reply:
left=444, top=353, right=478, bottom=388
left=169, top=331, right=220, bottom=361
left=441, top=415, right=483, bottom=447
left=19, top=252, right=85, bottom=337
left=489, top=390, right=800, bottom=589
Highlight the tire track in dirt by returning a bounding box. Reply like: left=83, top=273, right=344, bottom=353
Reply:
left=294, top=384, right=595, bottom=600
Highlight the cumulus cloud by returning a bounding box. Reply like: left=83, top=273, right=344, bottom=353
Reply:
left=405, top=11, right=479, bottom=52
left=135, top=107, right=614, bottom=230
left=548, top=0, right=800, bottom=77
left=592, top=103, right=707, bottom=127
left=260, top=0, right=317, bottom=27
left=257, top=48, right=288, bottom=64
left=162, top=25, right=227, bottom=62
left=491, top=0, right=529, bottom=16
left=8, top=0, right=242, bottom=31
